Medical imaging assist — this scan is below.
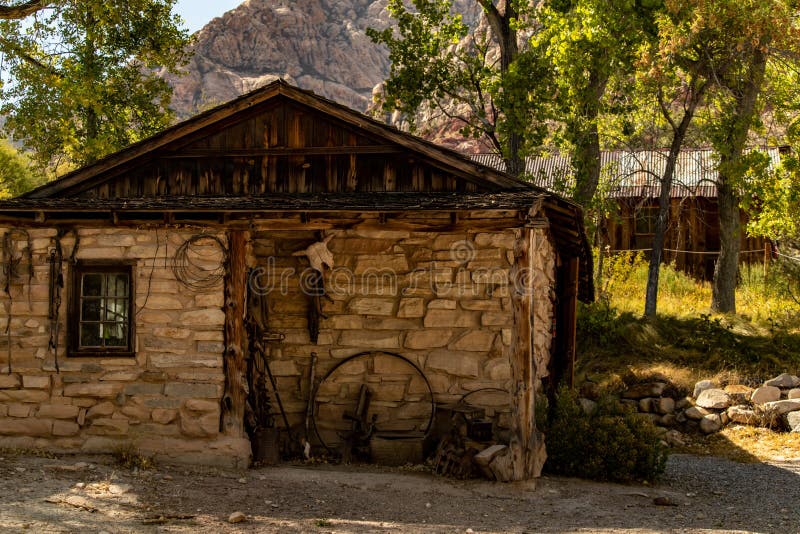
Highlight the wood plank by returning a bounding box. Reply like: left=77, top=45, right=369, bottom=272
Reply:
left=222, top=230, right=248, bottom=438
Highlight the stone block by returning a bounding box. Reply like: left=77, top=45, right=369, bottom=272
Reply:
left=485, top=358, right=511, bottom=380
left=0, top=417, right=52, bottom=436
left=22, top=375, right=50, bottom=389
left=100, top=370, right=141, bottom=381
left=373, top=355, right=416, bottom=375
left=423, top=310, right=478, bottom=328
left=348, top=298, right=395, bottom=316
left=139, top=312, right=173, bottom=324
left=151, top=408, right=177, bottom=424
left=655, top=397, right=676, bottom=415
left=149, top=354, right=220, bottom=369
left=179, top=410, right=219, bottom=437
left=87, top=402, right=115, bottom=419
left=474, top=233, right=516, bottom=250
left=165, top=383, right=219, bottom=398
left=789, top=388, right=800, bottom=400
left=197, top=341, right=225, bottom=353
left=124, top=383, right=164, bottom=396
left=372, top=384, right=407, bottom=402
left=141, top=295, right=183, bottom=310
left=426, top=350, right=479, bottom=378
left=195, top=293, right=224, bottom=307
left=184, top=399, right=219, bottom=412
left=451, top=330, right=496, bottom=352
left=97, top=234, right=136, bottom=247
left=751, top=386, right=781, bottom=405
left=87, top=417, right=129, bottom=436
left=64, top=383, right=120, bottom=398
left=480, top=312, right=509, bottom=327
left=52, top=421, right=80, bottom=436
left=404, top=330, right=452, bottom=350
left=8, top=404, right=31, bottom=417
left=269, top=360, right=300, bottom=376
left=153, top=327, right=192, bottom=339
left=396, top=401, right=432, bottom=420
left=428, top=299, right=456, bottom=310
left=37, top=404, right=80, bottom=419
left=460, top=299, right=502, bottom=311
left=179, top=309, right=225, bottom=326
left=0, top=374, right=20, bottom=389
left=354, top=254, right=409, bottom=274
left=0, top=390, right=49, bottom=403
left=397, top=297, right=425, bottom=318
left=338, top=330, right=400, bottom=349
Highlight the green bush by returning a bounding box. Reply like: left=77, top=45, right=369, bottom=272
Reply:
left=544, top=387, right=667, bottom=483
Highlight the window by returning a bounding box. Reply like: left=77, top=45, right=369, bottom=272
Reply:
left=69, top=262, right=135, bottom=356
left=634, top=206, right=659, bottom=235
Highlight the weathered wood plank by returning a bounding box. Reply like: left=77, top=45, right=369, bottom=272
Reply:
left=222, top=230, right=248, bottom=438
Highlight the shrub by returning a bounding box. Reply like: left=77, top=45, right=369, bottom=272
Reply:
left=544, top=387, right=667, bottom=483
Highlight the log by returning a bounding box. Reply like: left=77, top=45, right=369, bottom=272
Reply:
left=222, top=230, right=248, bottom=437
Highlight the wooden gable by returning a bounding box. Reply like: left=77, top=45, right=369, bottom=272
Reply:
left=26, top=81, right=527, bottom=200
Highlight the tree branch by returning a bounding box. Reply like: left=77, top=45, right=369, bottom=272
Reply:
left=0, top=1, right=50, bottom=20
left=0, top=36, right=61, bottom=78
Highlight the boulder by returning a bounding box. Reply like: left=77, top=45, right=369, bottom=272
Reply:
left=685, top=406, right=712, bottom=420
left=655, top=397, right=676, bottom=415
left=788, top=388, right=800, bottom=400
left=764, top=373, right=800, bottom=389
left=727, top=405, right=759, bottom=425
left=762, top=399, right=800, bottom=415
left=751, top=386, right=781, bottom=405
left=695, top=389, right=731, bottom=410
left=699, top=413, right=722, bottom=434
left=659, top=414, right=678, bottom=427
left=638, top=398, right=653, bottom=413
left=693, top=379, right=715, bottom=399
left=622, top=382, right=667, bottom=400
left=664, top=429, right=686, bottom=447
left=786, top=411, right=800, bottom=432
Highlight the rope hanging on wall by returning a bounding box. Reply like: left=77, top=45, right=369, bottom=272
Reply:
left=171, top=234, right=228, bottom=291
left=47, top=229, right=80, bottom=374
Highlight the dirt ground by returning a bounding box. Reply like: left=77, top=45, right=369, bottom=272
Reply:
left=0, top=451, right=798, bottom=534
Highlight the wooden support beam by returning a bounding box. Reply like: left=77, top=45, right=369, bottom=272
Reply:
left=505, top=226, right=546, bottom=481
left=222, top=230, right=248, bottom=438
left=160, top=145, right=404, bottom=158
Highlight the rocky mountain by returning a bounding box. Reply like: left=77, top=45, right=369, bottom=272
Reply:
left=164, top=0, right=482, bottom=132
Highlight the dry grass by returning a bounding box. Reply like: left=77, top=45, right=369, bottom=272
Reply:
left=679, top=426, right=800, bottom=463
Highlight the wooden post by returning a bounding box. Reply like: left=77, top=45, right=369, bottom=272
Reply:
left=222, top=230, right=248, bottom=437
left=506, top=225, right=546, bottom=481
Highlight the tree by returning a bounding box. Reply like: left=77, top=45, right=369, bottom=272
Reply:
left=0, top=139, right=44, bottom=198
left=535, top=0, right=661, bottom=207
left=368, top=0, right=550, bottom=177
left=704, top=0, right=800, bottom=313
left=0, top=1, right=190, bottom=172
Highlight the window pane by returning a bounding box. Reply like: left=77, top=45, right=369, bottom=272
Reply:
left=82, top=274, right=103, bottom=296
left=107, top=274, right=129, bottom=297
left=80, top=323, right=102, bottom=347
left=82, top=299, right=102, bottom=321
left=102, top=323, right=127, bottom=347
left=105, top=299, right=129, bottom=321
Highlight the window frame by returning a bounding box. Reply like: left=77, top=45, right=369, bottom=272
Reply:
left=68, top=260, right=136, bottom=358
left=634, top=206, right=660, bottom=236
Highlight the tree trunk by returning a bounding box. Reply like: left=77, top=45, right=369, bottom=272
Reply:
left=644, top=83, right=707, bottom=317
left=222, top=230, right=248, bottom=437
left=0, top=1, right=48, bottom=20
left=711, top=48, right=767, bottom=313
left=572, top=66, right=608, bottom=206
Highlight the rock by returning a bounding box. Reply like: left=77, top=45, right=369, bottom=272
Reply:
left=751, top=386, right=781, bottom=405
left=723, top=384, right=753, bottom=404
left=655, top=397, right=676, bottom=415
left=764, top=373, right=800, bottom=389
left=693, top=380, right=715, bottom=399
left=107, top=483, right=132, bottom=495
left=727, top=405, right=759, bottom=425
left=451, top=330, right=496, bottom=352
left=762, top=399, right=800, bottom=415
left=786, top=411, right=800, bottom=432
left=638, top=398, right=653, bottom=413
left=578, top=398, right=598, bottom=416
left=695, top=389, right=731, bottom=410
left=685, top=406, right=712, bottom=420
left=404, top=330, right=453, bottom=350
left=664, top=429, right=686, bottom=447
left=675, top=397, right=691, bottom=410
left=660, top=414, right=678, bottom=427
left=622, top=382, right=667, bottom=400
left=699, top=413, right=723, bottom=434
left=788, top=388, right=800, bottom=400
left=228, top=511, right=246, bottom=524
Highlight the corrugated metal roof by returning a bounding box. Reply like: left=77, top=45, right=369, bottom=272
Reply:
left=471, top=148, right=783, bottom=198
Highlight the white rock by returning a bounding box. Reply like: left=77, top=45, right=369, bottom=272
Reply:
left=699, top=413, right=722, bottom=434
left=788, top=388, right=800, bottom=400
left=228, top=511, right=246, bottom=523
left=764, top=373, right=800, bottom=388
left=786, top=411, right=800, bottom=432
left=762, top=399, right=800, bottom=415
left=693, top=380, right=715, bottom=399
left=751, top=386, right=781, bottom=405
left=696, top=388, right=731, bottom=410
left=107, top=484, right=131, bottom=495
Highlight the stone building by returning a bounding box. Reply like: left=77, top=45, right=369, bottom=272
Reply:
left=0, top=82, right=591, bottom=480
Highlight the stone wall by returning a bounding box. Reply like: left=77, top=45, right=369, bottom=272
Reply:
left=0, top=227, right=249, bottom=466
left=251, top=220, right=557, bottom=445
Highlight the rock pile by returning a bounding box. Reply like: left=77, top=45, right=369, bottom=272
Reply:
left=581, top=373, right=800, bottom=446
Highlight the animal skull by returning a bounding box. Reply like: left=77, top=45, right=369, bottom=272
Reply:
left=293, top=234, right=334, bottom=272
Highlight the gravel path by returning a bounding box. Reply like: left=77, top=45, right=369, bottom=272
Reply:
left=0, top=452, right=798, bottom=533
